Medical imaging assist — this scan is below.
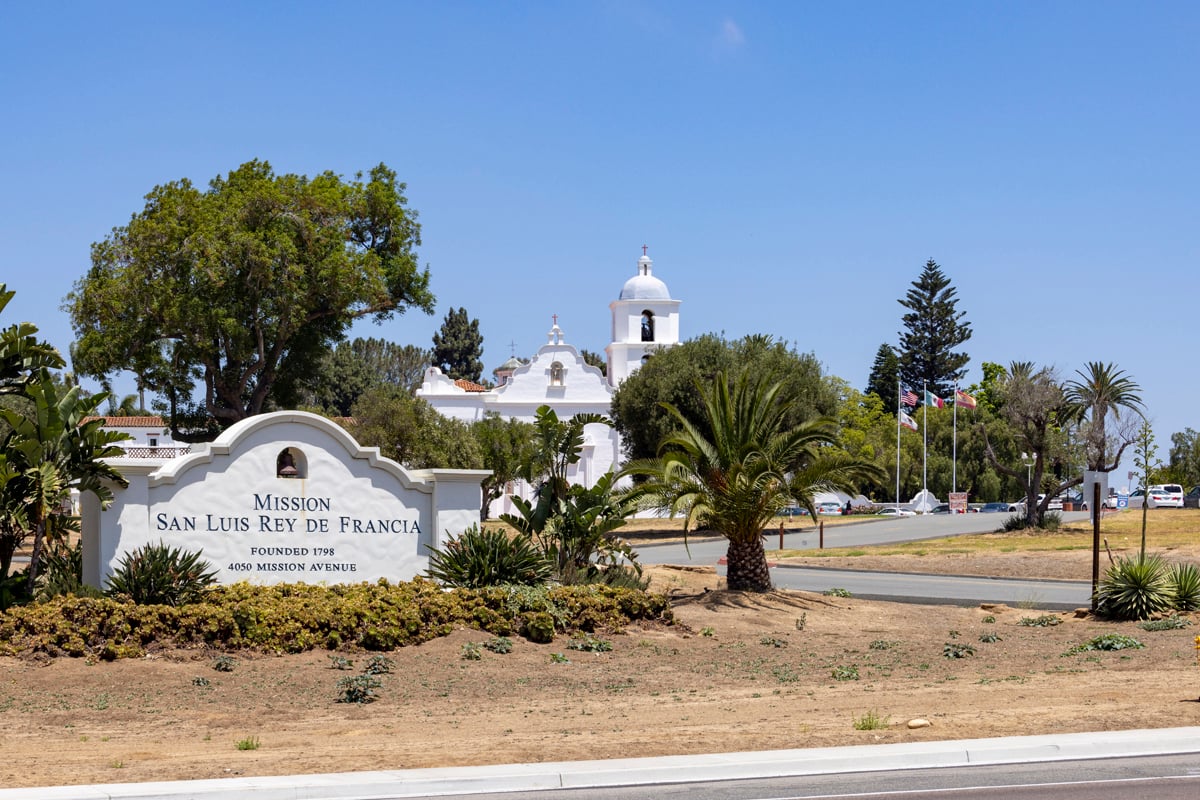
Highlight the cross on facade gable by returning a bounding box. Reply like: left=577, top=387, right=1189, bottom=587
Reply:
left=642, top=244, right=648, bottom=255
left=552, top=313, right=558, bottom=326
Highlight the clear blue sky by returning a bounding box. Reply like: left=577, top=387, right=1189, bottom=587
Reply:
left=2, top=2, right=1196, bottom=477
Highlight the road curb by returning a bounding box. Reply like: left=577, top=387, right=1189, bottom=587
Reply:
left=6, top=726, right=1200, bottom=799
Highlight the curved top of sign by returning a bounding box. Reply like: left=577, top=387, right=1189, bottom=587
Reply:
left=146, top=410, right=436, bottom=491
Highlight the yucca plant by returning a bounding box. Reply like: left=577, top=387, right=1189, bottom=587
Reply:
left=425, top=525, right=552, bottom=588
left=1167, top=561, right=1200, bottom=611
left=105, top=541, right=218, bottom=606
left=1094, top=554, right=1172, bottom=620
left=36, top=539, right=103, bottom=601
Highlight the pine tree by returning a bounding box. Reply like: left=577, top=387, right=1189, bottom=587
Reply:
left=897, top=259, right=972, bottom=397
left=431, top=307, right=484, bottom=382
left=864, top=343, right=900, bottom=405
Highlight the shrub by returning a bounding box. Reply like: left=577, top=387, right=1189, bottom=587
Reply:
left=37, top=541, right=103, bottom=602
left=328, top=655, right=354, bottom=670
left=212, top=655, right=237, bottom=672
left=0, top=580, right=673, bottom=660
left=979, top=632, right=1001, bottom=643
left=461, top=641, right=482, bottom=660
left=521, top=612, right=556, bottom=643
left=943, top=642, right=975, bottom=659
left=1167, top=562, right=1200, bottom=611
left=363, top=655, right=396, bottom=674
left=567, top=634, right=612, bottom=652
left=1140, top=615, right=1192, bottom=632
left=483, top=636, right=513, bottom=654
left=235, top=736, right=260, bottom=751
left=337, top=675, right=381, bottom=704
left=1064, top=634, right=1144, bottom=655
left=425, top=525, right=552, bottom=588
left=852, top=710, right=890, bottom=730
left=1095, top=554, right=1172, bottom=621
left=831, top=665, right=859, bottom=681
left=105, top=541, right=218, bottom=606
left=824, top=588, right=852, bottom=598
left=1017, top=614, right=1062, bottom=628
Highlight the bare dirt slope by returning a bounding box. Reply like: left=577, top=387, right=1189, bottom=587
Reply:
left=2, top=563, right=1199, bottom=790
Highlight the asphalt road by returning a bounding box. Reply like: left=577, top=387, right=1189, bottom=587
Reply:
left=441, top=754, right=1200, bottom=800
left=635, top=511, right=1095, bottom=609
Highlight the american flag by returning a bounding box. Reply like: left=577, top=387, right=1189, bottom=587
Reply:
left=900, top=389, right=919, bottom=407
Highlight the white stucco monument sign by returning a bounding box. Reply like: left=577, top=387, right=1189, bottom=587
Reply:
left=81, top=411, right=489, bottom=589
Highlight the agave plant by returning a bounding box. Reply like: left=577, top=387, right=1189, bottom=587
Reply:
left=1094, top=554, right=1172, bottom=620
left=105, top=541, right=218, bottom=606
left=426, top=525, right=552, bottom=588
left=1167, top=561, right=1200, bottom=612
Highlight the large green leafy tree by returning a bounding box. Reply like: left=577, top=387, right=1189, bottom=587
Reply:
left=0, top=371, right=129, bottom=589
left=611, top=333, right=837, bottom=463
left=344, top=385, right=482, bottom=470
left=431, top=307, right=484, bottom=383
left=1167, top=428, right=1200, bottom=487
left=471, top=412, right=536, bottom=522
left=293, top=337, right=431, bottom=416
left=1062, top=362, right=1144, bottom=474
left=624, top=373, right=883, bottom=592
left=897, top=259, right=972, bottom=397
left=864, top=343, right=900, bottom=406
left=66, top=160, right=434, bottom=438
left=979, top=362, right=1076, bottom=526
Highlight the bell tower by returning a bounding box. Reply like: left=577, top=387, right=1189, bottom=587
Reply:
left=605, top=247, right=681, bottom=387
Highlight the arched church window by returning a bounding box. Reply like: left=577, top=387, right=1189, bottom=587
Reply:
left=640, top=311, right=655, bottom=342
left=550, top=361, right=564, bottom=386
left=276, top=447, right=307, bottom=479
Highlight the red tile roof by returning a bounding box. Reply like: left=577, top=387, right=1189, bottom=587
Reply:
left=454, top=378, right=489, bottom=393
left=80, top=416, right=167, bottom=427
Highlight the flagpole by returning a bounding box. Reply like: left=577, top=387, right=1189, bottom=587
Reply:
left=895, top=380, right=902, bottom=507
left=952, top=383, right=958, bottom=495
left=922, top=382, right=928, bottom=512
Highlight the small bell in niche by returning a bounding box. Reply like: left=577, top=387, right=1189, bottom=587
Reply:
left=277, top=449, right=299, bottom=479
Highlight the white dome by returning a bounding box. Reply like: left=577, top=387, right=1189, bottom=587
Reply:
left=619, top=254, right=672, bottom=300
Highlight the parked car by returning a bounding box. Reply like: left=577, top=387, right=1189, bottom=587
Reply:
left=931, top=504, right=951, bottom=514
left=1185, top=486, right=1200, bottom=509
left=877, top=506, right=915, bottom=517
left=1128, top=488, right=1177, bottom=509
left=979, top=502, right=1008, bottom=513
left=816, top=501, right=844, bottom=515
left=1008, top=494, right=1062, bottom=512
left=1150, top=484, right=1184, bottom=508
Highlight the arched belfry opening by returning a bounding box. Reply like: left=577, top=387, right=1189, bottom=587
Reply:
left=640, top=311, right=655, bottom=342
left=276, top=447, right=307, bottom=479
left=549, top=361, right=564, bottom=386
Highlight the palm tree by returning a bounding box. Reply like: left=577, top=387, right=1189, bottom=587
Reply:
left=623, top=372, right=883, bottom=592
left=0, top=371, right=129, bottom=589
left=1063, top=362, right=1144, bottom=473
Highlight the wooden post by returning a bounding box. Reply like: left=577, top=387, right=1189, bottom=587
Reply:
left=778, top=520, right=785, bottom=550
left=819, top=520, right=825, bottom=549
left=1091, top=481, right=1101, bottom=611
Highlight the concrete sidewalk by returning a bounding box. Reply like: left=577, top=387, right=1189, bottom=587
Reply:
left=5, top=726, right=1200, bottom=799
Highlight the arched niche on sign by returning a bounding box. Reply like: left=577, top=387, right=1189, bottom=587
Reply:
left=276, top=447, right=308, bottom=479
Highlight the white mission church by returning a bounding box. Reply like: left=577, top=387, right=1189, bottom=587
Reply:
left=418, top=250, right=680, bottom=517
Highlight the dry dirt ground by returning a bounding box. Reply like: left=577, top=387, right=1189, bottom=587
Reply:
left=3, top=549, right=1200, bottom=791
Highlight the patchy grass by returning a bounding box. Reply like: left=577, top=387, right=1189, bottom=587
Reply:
left=775, top=508, right=1200, bottom=560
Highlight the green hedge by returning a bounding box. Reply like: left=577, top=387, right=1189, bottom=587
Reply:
left=0, top=579, right=673, bottom=659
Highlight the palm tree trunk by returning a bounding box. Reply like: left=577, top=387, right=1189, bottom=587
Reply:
left=725, top=536, right=773, bottom=592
